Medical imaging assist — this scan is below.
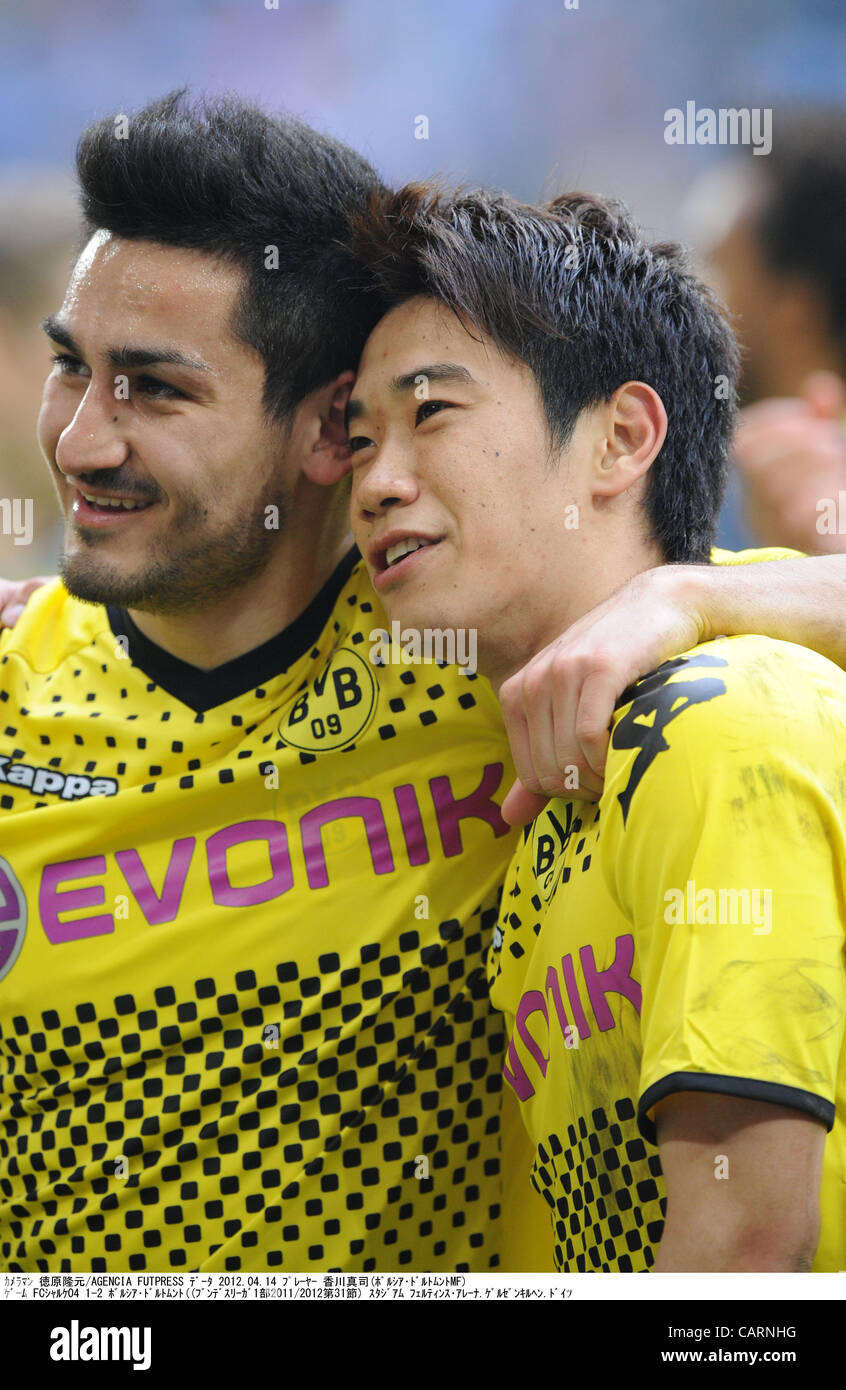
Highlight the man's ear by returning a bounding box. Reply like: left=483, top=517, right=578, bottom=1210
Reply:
left=300, top=370, right=356, bottom=485
left=593, top=381, right=667, bottom=498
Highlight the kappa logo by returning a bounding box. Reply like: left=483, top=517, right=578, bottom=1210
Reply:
left=0, top=754, right=118, bottom=801
left=50, top=1319, right=151, bottom=1371
left=612, top=654, right=728, bottom=824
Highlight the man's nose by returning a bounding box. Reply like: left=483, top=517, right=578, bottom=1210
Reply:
left=354, top=445, right=419, bottom=519
left=54, top=380, right=129, bottom=477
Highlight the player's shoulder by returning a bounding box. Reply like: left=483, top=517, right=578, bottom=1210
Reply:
left=611, top=633, right=846, bottom=773
left=621, top=632, right=846, bottom=719
left=603, top=634, right=846, bottom=832
left=0, top=579, right=109, bottom=674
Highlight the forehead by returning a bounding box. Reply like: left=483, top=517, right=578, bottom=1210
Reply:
left=62, top=231, right=243, bottom=344
left=357, top=296, right=505, bottom=391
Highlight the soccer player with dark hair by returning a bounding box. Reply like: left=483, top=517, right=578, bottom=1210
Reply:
left=348, top=184, right=846, bottom=1270
left=1, top=92, right=525, bottom=1274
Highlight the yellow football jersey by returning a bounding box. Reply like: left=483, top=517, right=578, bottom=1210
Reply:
left=711, top=545, right=804, bottom=564
left=0, top=550, right=527, bottom=1273
left=489, top=634, right=846, bottom=1271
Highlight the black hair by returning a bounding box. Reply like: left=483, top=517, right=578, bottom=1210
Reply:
left=353, top=185, right=739, bottom=563
left=76, top=89, right=387, bottom=421
left=750, top=108, right=846, bottom=369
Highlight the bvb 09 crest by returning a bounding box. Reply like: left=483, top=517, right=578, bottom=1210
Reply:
left=278, top=648, right=377, bottom=753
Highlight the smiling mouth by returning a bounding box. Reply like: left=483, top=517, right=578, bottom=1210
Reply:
left=372, top=536, right=443, bottom=590
left=72, top=488, right=156, bottom=518
left=380, top=537, right=442, bottom=572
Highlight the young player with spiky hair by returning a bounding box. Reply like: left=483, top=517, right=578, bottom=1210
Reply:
left=348, top=185, right=846, bottom=1270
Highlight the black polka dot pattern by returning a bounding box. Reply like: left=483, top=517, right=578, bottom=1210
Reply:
left=0, top=564, right=517, bottom=1271
left=1, top=917, right=505, bottom=1272
left=531, top=1100, right=665, bottom=1271
left=488, top=798, right=667, bottom=1273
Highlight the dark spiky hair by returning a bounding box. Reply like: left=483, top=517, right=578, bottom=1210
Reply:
left=76, top=89, right=387, bottom=421
left=353, top=184, right=738, bottom=563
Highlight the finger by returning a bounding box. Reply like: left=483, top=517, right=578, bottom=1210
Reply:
left=573, top=667, right=620, bottom=780
left=0, top=577, right=52, bottom=628
left=499, top=674, right=543, bottom=795
left=519, top=662, right=603, bottom=799
left=544, top=652, right=606, bottom=794
left=502, top=657, right=604, bottom=816
left=518, top=653, right=604, bottom=799
left=0, top=604, right=25, bottom=629
left=546, top=654, right=582, bottom=787
left=501, top=780, right=550, bottom=828
left=522, top=663, right=575, bottom=796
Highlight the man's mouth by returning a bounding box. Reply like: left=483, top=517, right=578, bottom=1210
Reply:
left=384, top=537, right=439, bottom=568
left=371, top=533, right=443, bottom=589
left=79, top=490, right=153, bottom=512
left=71, top=488, right=157, bottom=526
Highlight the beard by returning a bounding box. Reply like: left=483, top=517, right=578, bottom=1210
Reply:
left=60, top=477, right=290, bottom=615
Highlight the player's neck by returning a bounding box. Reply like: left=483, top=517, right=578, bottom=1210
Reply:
left=486, top=535, right=665, bottom=695
left=126, top=520, right=354, bottom=671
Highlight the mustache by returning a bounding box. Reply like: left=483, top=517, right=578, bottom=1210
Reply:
left=70, top=469, right=162, bottom=502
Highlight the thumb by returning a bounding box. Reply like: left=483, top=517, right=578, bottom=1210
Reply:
left=802, top=370, right=846, bottom=420
left=501, top=779, right=550, bottom=828
left=0, top=604, right=25, bottom=629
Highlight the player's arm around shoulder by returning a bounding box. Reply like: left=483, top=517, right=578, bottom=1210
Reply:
left=600, top=634, right=846, bottom=1271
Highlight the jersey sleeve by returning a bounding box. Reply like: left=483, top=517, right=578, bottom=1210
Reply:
left=601, top=638, right=846, bottom=1145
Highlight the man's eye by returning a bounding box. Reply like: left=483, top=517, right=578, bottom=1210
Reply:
left=415, top=399, right=453, bottom=424
left=348, top=435, right=375, bottom=455
left=51, top=353, right=90, bottom=379
left=49, top=357, right=184, bottom=402
left=136, top=376, right=185, bottom=400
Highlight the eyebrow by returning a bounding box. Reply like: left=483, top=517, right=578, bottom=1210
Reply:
left=41, top=314, right=211, bottom=373
left=346, top=361, right=475, bottom=428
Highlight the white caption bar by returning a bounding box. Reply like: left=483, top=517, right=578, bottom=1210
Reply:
left=1, top=1272, right=844, bottom=1301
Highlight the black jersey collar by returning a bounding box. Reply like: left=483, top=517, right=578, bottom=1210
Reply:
left=107, top=547, right=360, bottom=714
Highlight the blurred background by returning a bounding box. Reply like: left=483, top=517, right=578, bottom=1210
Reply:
left=2, top=0, right=846, bottom=577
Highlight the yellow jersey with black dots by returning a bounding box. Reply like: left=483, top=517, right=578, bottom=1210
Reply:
left=488, top=635, right=846, bottom=1272
left=0, top=550, right=526, bottom=1273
